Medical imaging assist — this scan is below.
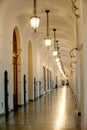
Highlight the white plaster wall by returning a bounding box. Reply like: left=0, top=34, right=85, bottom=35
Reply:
left=32, top=44, right=57, bottom=94
left=0, top=19, right=15, bottom=113
left=0, top=0, right=66, bottom=114
left=0, top=10, right=30, bottom=113
left=81, top=0, right=87, bottom=129
left=77, top=52, right=81, bottom=113
left=33, top=44, right=42, bottom=81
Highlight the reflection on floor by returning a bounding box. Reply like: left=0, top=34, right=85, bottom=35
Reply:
left=0, top=86, right=81, bottom=130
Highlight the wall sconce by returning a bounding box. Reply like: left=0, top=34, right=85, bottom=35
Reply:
left=52, top=29, right=58, bottom=57
left=44, top=10, right=51, bottom=48
left=30, top=0, right=40, bottom=32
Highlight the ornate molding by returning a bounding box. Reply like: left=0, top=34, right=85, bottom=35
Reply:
left=71, top=0, right=80, bottom=18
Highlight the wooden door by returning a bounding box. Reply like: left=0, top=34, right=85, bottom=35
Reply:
left=13, top=30, right=18, bottom=110
left=4, top=71, right=9, bottom=115
left=47, top=69, right=49, bottom=90
left=43, top=66, right=46, bottom=91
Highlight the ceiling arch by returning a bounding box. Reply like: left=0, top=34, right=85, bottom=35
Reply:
left=0, top=0, right=75, bottom=77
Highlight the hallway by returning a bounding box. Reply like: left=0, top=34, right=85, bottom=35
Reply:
left=0, top=86, right=81, bottom=130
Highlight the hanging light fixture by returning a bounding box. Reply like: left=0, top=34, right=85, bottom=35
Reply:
left=30, top=0, right=40, bottom=33
left=44, top=10, right=51, bottom=48
left=52, top=29, right=58, bottom=57
left=55, top=40, right=60, bottom=62
left=55, top=56, right=60, bottom=62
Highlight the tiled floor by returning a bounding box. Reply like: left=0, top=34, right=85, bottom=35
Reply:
left=0, top=86, right=81, bottom=130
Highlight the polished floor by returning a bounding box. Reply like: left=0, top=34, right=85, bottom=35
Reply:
left=0, top=86, right=81, bottom=130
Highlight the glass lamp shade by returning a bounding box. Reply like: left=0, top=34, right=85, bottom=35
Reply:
left=57, top=62, right=61, bottom=66
left=44, top=38, right=51, bottom=47
left=55, top=57, right=60, bottom=62
left=52, top=50, right=58, bottom=57
left=30, top=16, right=40, bottom=29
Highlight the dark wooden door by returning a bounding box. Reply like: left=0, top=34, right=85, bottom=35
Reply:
left=13, top=30, right=18, bottom=110
left=13, top=56, right=18, bottom=110
left=47, top=69, right=49, bottom=90
left=4, top=71, right=9, bottom=115
left=43, top=66, right=46, bottom=91
left=24, top=75, right=26, bottom=105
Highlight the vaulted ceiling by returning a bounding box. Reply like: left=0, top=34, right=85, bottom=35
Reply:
left=0, top=0, right=77, bottom=77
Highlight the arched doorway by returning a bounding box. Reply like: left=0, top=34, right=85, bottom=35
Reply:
left=28, top=41, right=33, bottom=100
left=13, top=27, right=21, bottom=110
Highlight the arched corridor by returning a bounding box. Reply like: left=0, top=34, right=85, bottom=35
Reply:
left=0, top=86, right=81, bottom=130
left=0, top=0, right=87, bottom=129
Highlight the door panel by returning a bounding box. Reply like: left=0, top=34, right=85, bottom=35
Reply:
left=13, top=57, right=18, bottom=110
left=43, top=66, right=46, bottom=91
left=4, top=71, right=9, bottom=115
left=13, top=30, right=18, bottom=110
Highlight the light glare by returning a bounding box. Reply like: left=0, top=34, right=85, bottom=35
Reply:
left=30, top=16, right=40, bottom=29
left=52, top=50, right=58, bottom=57
left=44, top=38, right=51, bottom=47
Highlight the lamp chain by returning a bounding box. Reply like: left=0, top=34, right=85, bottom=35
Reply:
left=56, top=40, right=59, bottom=56
left=56, top=40, right=58, bottom=47
left=53, top=29, right=56, bottom=49
left=46, top=10, right=50, bottom=37
left=34, top=0, right=36, bottom=16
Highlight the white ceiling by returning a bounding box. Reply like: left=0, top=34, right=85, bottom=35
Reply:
left=0, top=0, right=76, bottom=77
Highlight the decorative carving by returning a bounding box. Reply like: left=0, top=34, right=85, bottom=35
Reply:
left=71, top=0, right=80, bottom=18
